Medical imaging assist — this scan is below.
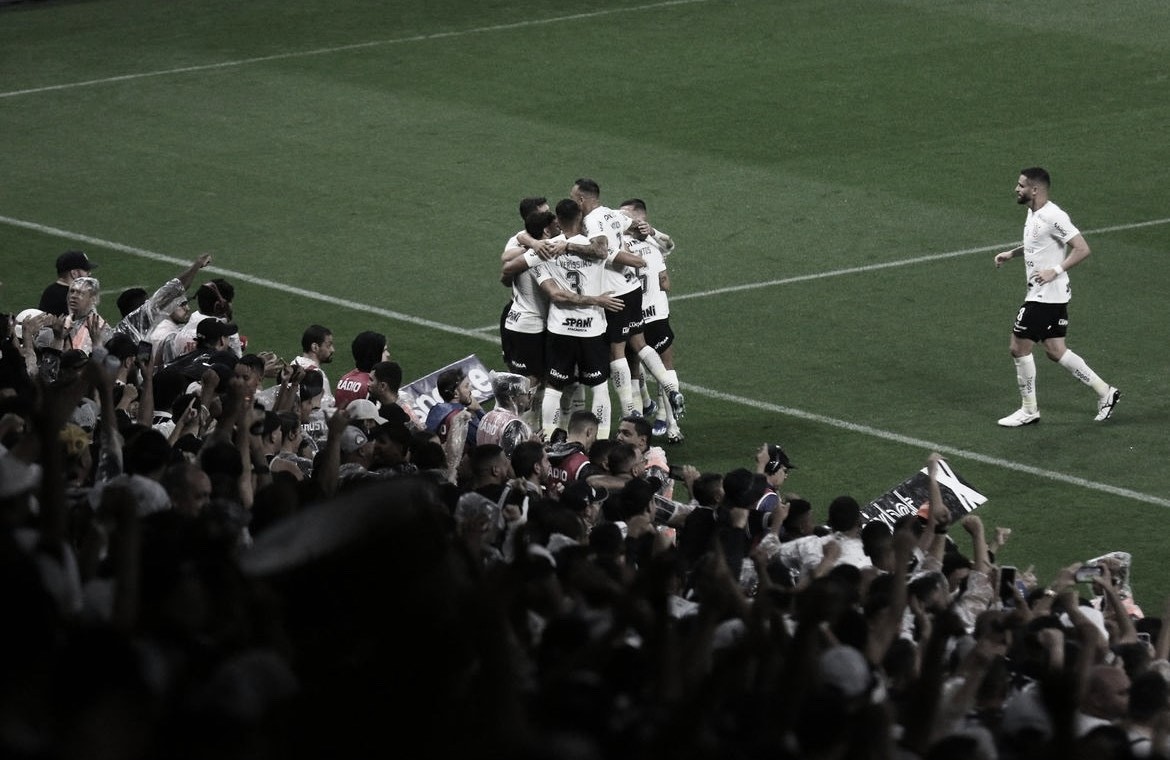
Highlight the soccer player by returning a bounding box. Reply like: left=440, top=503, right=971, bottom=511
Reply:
left=500, top=209, right=555, bottom=427
left=993, top=167, right=1120, bottom=426
left=620, top=198, right=684, bottom=442
left=568, top=179, right=686, bottom=422
left=531, top=198, right=632, bottom=439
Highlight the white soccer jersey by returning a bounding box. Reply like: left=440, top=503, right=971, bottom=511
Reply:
left=505, top=262, right=548, bottom=334
left=584, top=206, right=639, bottom=295
left=1022, top=201, right=1079, bottom=304
left=535, top=234, right=608, bottom=337
left=636, top=243, right=669, bottom=323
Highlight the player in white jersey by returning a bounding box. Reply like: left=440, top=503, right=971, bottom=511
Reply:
left=620, top=199, right=683, bottom=443
left=499, top=197, right=550, bottom=375
left=532, top=199, right=641, bottom=439
left=566, top=179, right=686, bottom=422
left=501, top=210, right=555, bottom=385
left=992, top=167, right=1120, bottom=427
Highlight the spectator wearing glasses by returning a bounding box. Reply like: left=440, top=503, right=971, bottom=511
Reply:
left=112, top=254, right=212, bottom=348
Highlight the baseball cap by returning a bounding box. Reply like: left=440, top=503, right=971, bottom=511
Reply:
left=765, top=444, right=796, bottom=474
left=346, top=398, right=388, bottom=426
left=13, top=308, right=45, bottom=341
left=340, top=426, right=370, bottom=454
left=56, top=250, right=97, bottom=274
left=560, top=479, right=608, bottom=512
left=196, top=319, right=239, bottom=343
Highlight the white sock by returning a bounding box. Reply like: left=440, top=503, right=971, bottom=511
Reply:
left=637, top=345, right=677, bottom=392
left=1014, top=355, right=1038, bottom=413
left=663, top=370, right=679, bottom=431
left=542, top=387, right=564, bottom=437
left=635, top=374, right=653, bottom=408
left=570, top=382, right=587, bottom=413
left=592, top=384, right=612, bottom=439
left=657, top=386, right=671, bottom=424
left=609, top=359, right=637, bottom=416
left=1058, top=350, right=1110, bottom=396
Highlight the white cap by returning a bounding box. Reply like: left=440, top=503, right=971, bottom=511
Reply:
left=345, top=399, right=388, bottom=426
left=13, top=308, right=45, bottom=341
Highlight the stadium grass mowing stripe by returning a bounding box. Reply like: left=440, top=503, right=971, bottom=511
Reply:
left=674, top=217, right=1170, bottom=302
left=467, top=216, right=1170, bottom=328
left=690, top=383, right=1170, bottom=510
left=3, top=212, right=1165, bottom=510
left=0, top=215, right=488, bottom=341
left=0, top=0, right=708, bottom=100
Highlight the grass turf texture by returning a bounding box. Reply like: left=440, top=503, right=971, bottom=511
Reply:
left=2, top=0, right=1168, bottom=604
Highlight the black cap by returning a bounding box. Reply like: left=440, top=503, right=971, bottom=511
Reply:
left=56, top=250, right=97, bottom=274
left=196, top=319, right=239, bottom=343
left=765, top=444, right=796, bottom=474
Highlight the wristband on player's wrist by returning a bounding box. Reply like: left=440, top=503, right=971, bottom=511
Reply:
left=1053, top=264, right=1064, bottom=275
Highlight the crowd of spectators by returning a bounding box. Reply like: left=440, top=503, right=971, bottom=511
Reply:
left=2, top=251, right=1168, bottom=759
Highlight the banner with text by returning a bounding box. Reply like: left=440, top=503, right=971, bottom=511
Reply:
left=398, top=354, right=495, bottom=422
left=861, top=458, right=987, bottom=530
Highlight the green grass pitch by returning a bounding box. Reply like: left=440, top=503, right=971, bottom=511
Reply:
left=2, top=0, right=1168, bottom=604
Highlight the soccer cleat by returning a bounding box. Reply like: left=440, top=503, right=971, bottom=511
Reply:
left=643, top=399, right=658, bottom=418
left=1094, top=387, right=1121, bottom=422
left=651, top=419, right=668, bottom=437
left=667, top=430, right=685, bottom=444
left=667, top=390, right=686, bottom=420
left=997, top=408, right=1040, bottom=427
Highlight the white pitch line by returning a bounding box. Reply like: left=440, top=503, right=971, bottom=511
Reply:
left=469, top=216, right=1170, bottom=328
left=0, top=215, right=491, bottom=341
left=2, top=212, right=1165, bottom=508
left=0, top=0, right=707, bottom=100
left=691, top=383, right=1170, bottom=509
left=673, top=217, right=1170, bottom=302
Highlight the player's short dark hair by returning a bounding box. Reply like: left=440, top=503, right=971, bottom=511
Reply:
left=555, top=199, right=581, bottom=227
left=518, top=196, right=547, bottom=221
left=524, top=210, right=556, bottom=240
left=301, top=324, right=331, bottom=353
left=573, top=178, right=600, bottom=197
left=619, top=198, right=647, bottom=212
left=1020, top=166, right=1051, bottom=187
